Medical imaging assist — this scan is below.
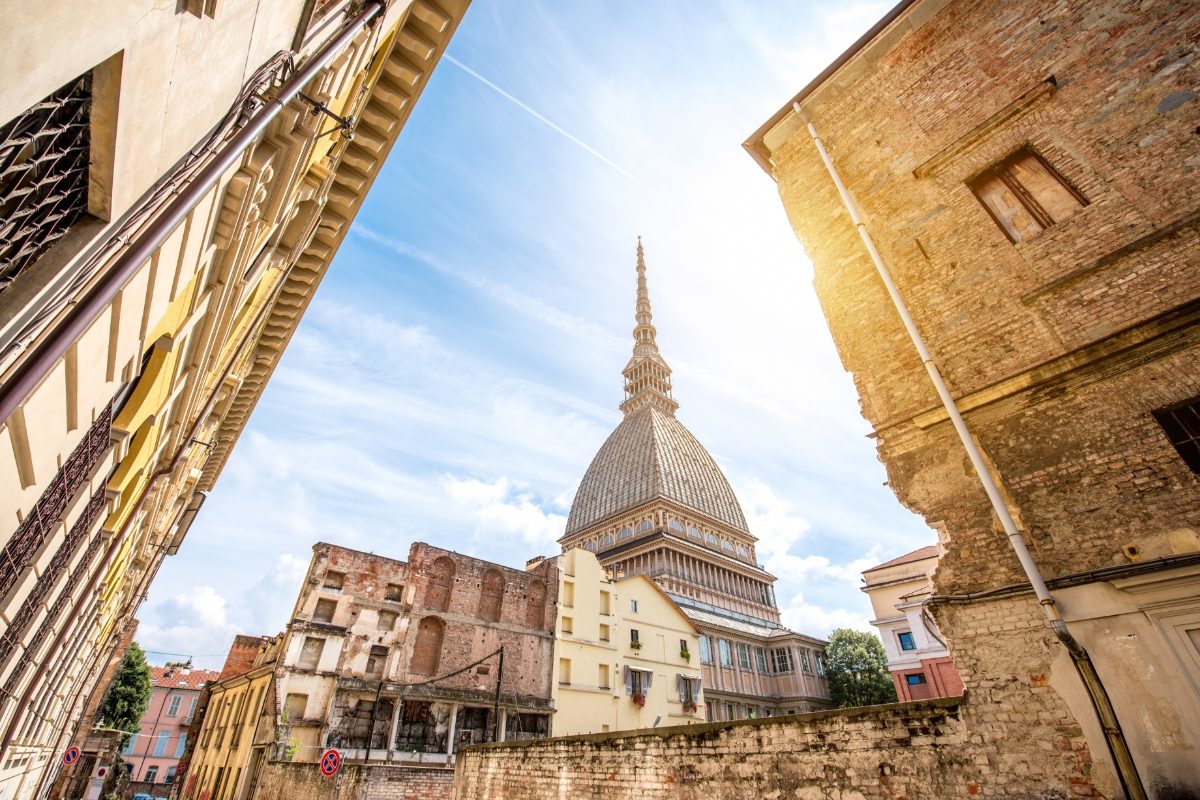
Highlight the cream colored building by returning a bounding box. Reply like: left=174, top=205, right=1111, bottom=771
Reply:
left=551, top=548, right=703, bottom=735
left=0, top=2, right=467, bottom=798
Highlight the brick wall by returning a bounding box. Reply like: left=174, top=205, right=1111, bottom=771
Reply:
left=254, top=762, right=453, bottom=800
left=453, top=696, right=1100, bottom=798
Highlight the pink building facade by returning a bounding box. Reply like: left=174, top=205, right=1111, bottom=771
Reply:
left=123, top=665, right=220, bottom=791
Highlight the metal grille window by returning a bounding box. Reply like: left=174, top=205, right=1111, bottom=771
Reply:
left=1154, top=398, right=1200, bottom=474
left=0, top=72, right=92, bottom=289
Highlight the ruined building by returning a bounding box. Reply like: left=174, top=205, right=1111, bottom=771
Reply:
left=558, top=241, right=831, bottom=721
left=0, top=2, right=468, bottom=798
left=184, top=542, right=557, bottom=800
left=744, top=0, right=1200, bottom=796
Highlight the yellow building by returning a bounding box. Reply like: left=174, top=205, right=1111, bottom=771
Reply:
left=551, top=548, right=704, bottom=736
left=0, top=2, right=468, bottom=797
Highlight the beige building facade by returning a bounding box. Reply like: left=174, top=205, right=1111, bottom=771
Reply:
left=0, top=2, right=467, bottom=798
left=746, top=0, right=1200, bottom=795
left=550, top=548, right=703, bottom=736
left=559, top=241, right=831, bottom=721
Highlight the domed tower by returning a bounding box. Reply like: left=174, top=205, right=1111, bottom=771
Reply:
left=559, top=241, right=832, bottom=719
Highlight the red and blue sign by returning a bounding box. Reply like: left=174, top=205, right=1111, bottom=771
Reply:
left=319, top=748, right=342, bottom=777
left=61, top=746, right=81, bottom=766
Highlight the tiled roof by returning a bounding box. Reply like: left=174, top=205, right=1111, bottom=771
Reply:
left=680, top=606, right=780, bottom=638
left=565, top=406, right=749, bottom=534
left=863, top=545, right=940, bottom=573
left=150, top=666, right=221, bottom=690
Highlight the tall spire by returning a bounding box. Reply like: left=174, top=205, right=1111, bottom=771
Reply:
left=621, top=238, right=679, bottom=416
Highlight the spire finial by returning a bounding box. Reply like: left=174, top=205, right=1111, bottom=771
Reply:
left=621, top=238, right=678, bottom=416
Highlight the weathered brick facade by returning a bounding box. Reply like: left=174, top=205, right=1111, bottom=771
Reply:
left=745, top=0, right=1200, bottom=796
left=255, top=762, right=454, bottom=800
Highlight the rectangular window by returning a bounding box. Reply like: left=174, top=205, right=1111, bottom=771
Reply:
left=559, top=658, right=571, bottom=685
left=905, top=673, right=928, bottom=686
left=968, top=147, right=1086, bottom=243
left=186, top=696, right=198, bottom=721
left=297, top=636, right=325, bottom=669
left=599, top=623, right=610, bottom=642
left=165, top=766, right=177, bottom=785
left=385, top=582, right=404, bottom=602
left=1153, top=397, right=1200, bottom=474
left=145, top=766, right=159, bottom=783
left=562, top=581, right=575, bottom=608
left=313, top=598, right=337, bottom=623
left=718, top=639, right=732, bottom=668
left=284, top=693, right=308, bottom=721
left=166, top=694, right=182, bottom=716
left=174, top=733, right=187, bottom=758
left=624, top=666, right=650, bottom=695
left=365, top=645, right=388, bottom=676
left=153, top=731, right=170, bottom=756
left=699, top=635, right=712, bottom=664
left=736, top=643, right=751, bottom=670
left=599, top=591, right=611, bottom=615
left=630, top=599, right=638, bottom=613
left=322, top=571, right=346, bottom=590
left=771, top=648, right=794, bottom=674
left=562, top=616, right=574, bottom=635
left=598, top=664, right=610, bottom=690
left=630, top=629, right=640, bottom=649
left=677, top=675, right=700, bottom=704
left=755, top=647, right=768, bottom=674
left=816, top=653, right=826, bottom=677
left=378, top=610, right=398, bottom=630
left=800, top=649, right=812, bottom=674
left=898, top=631, right=916, bottom=651
left=122, top=735, right=136, bottom=755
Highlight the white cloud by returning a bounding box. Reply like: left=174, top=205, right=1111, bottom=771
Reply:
left=442, top=475, right=566, bottom=552
left=780, top=592, right=874, bottom=639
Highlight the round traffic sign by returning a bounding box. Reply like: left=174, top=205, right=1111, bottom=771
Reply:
left=319, top=748, right=342, bottom=777
left=61, top=746, right=80, bottom=766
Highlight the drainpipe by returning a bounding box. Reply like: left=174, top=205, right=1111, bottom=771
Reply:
left=793, top=102, right=1146, bottom=800
left=0, top=0, right=385, bottom=428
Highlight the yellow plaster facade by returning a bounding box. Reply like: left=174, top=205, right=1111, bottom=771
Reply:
left=551, top=548, right=704, bottom=736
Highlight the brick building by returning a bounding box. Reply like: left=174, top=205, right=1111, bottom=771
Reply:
left=746, top=0, right=1199, bottom=796
left=183, top=542, right=557, bottom=800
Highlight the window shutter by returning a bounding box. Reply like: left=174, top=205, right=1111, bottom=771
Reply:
left=676, top=675, right=684, bottom=701
left=644, top=670, right=652, bottom=689
left=690, top=678, right=700, bottom=703
left=624, top=666, right=633, bottom=695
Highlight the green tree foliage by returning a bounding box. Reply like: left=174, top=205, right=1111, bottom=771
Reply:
left=97, top=642, right=152, bottom=748
left=825, top=628, right=898, bottom=708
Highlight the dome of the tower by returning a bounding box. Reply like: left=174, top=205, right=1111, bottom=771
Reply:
left=565, top=405, right=749, bottom=535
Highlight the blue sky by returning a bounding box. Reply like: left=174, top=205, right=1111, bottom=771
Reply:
left=139, top=0, right=935, bottom=668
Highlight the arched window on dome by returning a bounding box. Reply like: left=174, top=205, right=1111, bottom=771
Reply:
left=584, top=540, right=597, bottom=551
left=721, top=540, right=734, bottom=551
left=637, top=520, right=652, bottom=532
left=687, top=527, right=702, bottom=540
left=601, top=533, right=616, bottom=546
left=736, top=544, right=749, bottom=557
left=668, top=518, right=684, bottom=532
left=618, top=527, right=632, bottom=541
left=705, top=532, right=717, bottom=544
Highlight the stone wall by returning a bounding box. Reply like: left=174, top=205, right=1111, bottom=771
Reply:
left=254, top=762, right=453, bottom=800
left=453, top=696, right=1098, bottom=799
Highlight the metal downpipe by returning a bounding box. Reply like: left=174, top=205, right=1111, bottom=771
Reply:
left=794, top=102, right=1145, bottom=800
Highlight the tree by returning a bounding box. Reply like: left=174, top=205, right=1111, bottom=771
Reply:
left=825, top=628, right=898, bottom=708
left=96, top=642, right=152, bottom=748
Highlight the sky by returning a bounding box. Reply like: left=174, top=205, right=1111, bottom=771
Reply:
left=138, top=0, right=936, bottom=669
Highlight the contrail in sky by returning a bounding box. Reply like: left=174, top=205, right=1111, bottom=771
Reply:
left=443, top=54, right=675, bottom=207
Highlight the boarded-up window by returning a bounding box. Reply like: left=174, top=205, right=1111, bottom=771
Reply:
left=298, top=637, right=325, bottom=670
left=410, top=616, right=444, bottom=675
left=478, top=569, right=504, bottom=623
left=968, top=148, right=1086, bottom=242
left=525, top=579, right=546, bottom=629
left=365, top=645, right=389, bottom=677
left=323, top=571, right=346, bottom=591
left=313, top=598, right=336, bottom=623
left=424, top=557, right=454, bottom=612
left=378, top=610, right=398, bottom=630
left=385, top=583, right=404, bottom=602
left=284, top=693, right=308, bottom=721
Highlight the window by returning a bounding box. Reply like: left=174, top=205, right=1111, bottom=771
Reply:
left=410, top=616, right=444, bottom=675
left=705, top=532, right=717, bottom=544
left=816, top=653, right=826, bottom=677
left=313, top=598, right=336, bottom=623
left=630, top=629, right=640, bottom=647
left=968, top=148, right=1086, bottom=243
left=687, top=527, right=702, bottom=539
left=754, top=647, right=768, bottom=674
left=385, top=583, right=404, bottom=602
left=601, top=533, right=615, bottom=546
left=584, top=541, right=597, bottom=551
left=365, top=645, right=389, bottom=677
left=165, top=766, right=177, bottom=785
left=174, top=733, right=187, bottom=758
left=721, top=540, right=734, bottom=551
left=559, top=658, right=572, bottom=685
left=623, top=666, right=651, bottom=695
left=425, top=557, right=455, bottom=612
left=630, top=599, right=638, bottom=613
left=618, top=527, right=632, bottom=540
left=677, top=675, right=701, bottom=704
left=297, top=636, right=325, bottom=669
left=599, top=591, right=611, bottom=615
left=0, top=70, right=93, bottom=287
left=525, top=579, right=547, bottom=629
left=186, top=696, right=198, bottom=721
left=562, top=581, right=575, bottom=608
left=599, top=623, right=610, bottom=641
left=905, top=673, right=928, bottom=686
left=800, top=649, right=812, bottom=674
left=637, top=520, right=652, bottom=531
left=562, top=616, right=574, bottom=635
left=478, top=569, right=505, bottom=622
left=145, top=766, right=159, bottom=783
left=898, top=631, right=916, bottom=651
left=122, top=735, right=136, bottom=755
left=284, top=693, right=308, bottom=721
left=598, top=664, right=610, bottom=690
left=166, top=694, right=182, bottom=716
left=736, top=643, right=751, bottom=671
left=378, top=610, right=398, bottom=630
left=1153, top=397, right=1200, bottom=474
left=152, top=731, right=169, bottom=756
left=699, top=636, right=712, bottom=664
left=668, top=518, right=684, bottom=532
left=736, top=545, right=749, bottom=557
left=322, top=570, right=345, bottom=590
left=771, top=648, right=794, bottom=674
left=718, top=640, right=732, bottom=668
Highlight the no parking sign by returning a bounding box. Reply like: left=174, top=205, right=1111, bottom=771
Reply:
left=319, top=748, right=342, bottom=778
left=61, top=746, right=80, bottom=766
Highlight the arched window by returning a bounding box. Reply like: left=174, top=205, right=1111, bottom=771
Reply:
left=637, top=519, right=652, bottom=532
left=687, top=527, right=702, bottom=539
left=601, top=533, right=615, bottom=546
left=618, top=528, right=632, bottom=541
left=722, top=540, right=734, bottom=551
left=410, top=616, right=444, bottom=675
left=525, top=579, right=547, bottom=629
left=478, top=569, right=505, bottom=623
left=668, top=518, right=684, bottom=532
left=736, top=545, right=749, bottom=557
left=705, top=532, right=717, bottom=544
left=584, top=541, right=597, bottom=551
left=424, top=557, right=455, bottom=612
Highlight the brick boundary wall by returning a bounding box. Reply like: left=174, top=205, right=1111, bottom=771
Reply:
left=453, top=696, right=1100, bottom=799
left=254, top=761, right=454, bottom=800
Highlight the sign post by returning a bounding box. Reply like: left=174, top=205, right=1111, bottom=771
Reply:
left=319, top=748, right=342, bottom=778
left=61, top=746, right=81, bottom=766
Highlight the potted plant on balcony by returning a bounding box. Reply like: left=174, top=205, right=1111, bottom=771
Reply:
left=680, top=645, right=691, bottom=662
left=682, top=699, right=698, bottom=714
left=631, top=691, right=646, bottom=708
left=630, top=639, right=642, bottom=651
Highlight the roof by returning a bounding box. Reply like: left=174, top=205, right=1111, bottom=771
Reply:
left=742, top=0, right=918, bottom=173
left=150, top=666, right=221, bottom=690
left=862, top=545, right=940, bottom=573
left=565, top=406, right=749, bottom=535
